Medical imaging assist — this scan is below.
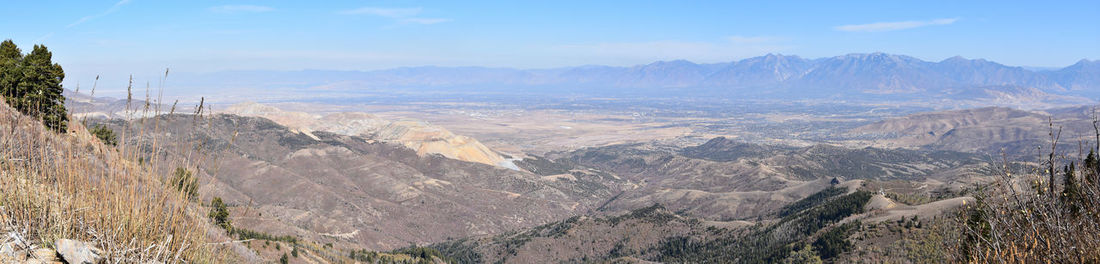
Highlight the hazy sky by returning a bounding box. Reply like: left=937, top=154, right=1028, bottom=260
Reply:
left=2, top=0, right=1098, bottom=90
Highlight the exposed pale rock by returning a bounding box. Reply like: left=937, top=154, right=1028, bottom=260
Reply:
left=31, top=248, right=62, bottom=264
left=55, top=239, right=102, bottom=264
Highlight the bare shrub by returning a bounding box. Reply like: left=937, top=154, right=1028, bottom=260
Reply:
left=952, top=119, right=1100, bottom=263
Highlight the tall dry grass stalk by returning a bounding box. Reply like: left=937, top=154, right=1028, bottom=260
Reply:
left=952, top=119, right=1100, bottom=263
left=0, top=73, right=224, bottom=262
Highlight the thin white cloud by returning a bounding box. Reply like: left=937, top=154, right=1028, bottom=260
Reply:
left=554, top=36, right=793, bottom=64
left=401, top=18, right=451, bottom=25
left=339, top=7, right=422, bottom=17
left=209, top=5, right=274, bottom=13
left=835, top=18, right=959, bottom=32
left=339, top=7, right=450, bottom=25
left=68, top=0, right=132, bottom=28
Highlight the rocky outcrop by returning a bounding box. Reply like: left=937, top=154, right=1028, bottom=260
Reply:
left=0, top=232, right=99, bottom=264
left=55, top=239, right=102, bottom=264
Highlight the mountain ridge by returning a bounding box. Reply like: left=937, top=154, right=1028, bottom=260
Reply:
left=169, top=53, right=1100, bottom=106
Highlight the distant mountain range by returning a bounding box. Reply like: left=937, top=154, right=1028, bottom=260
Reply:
left=172, top=53, right=1098, bottom=104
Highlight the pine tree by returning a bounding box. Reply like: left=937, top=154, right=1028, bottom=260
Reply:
left=0, top=40, right=68, bottom=132
left=0, top=40, right=21, bottom=97
left=89, top=124, right=118, bottom=146
left=172, top=167, right=199, bottom=200
left=1063, top=163, right=1081, bottom=215
left=1049, top=159, right=1057, bottom=198
left=20, top=45, right=67, bottom=131
left=208, top=197, right=232, bottom=231
left=1085, top=150, right=1099, bottom=185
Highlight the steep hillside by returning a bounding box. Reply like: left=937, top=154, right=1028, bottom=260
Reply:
left=546, top=139, right=981, bottom=221
left=430, top=204, right=739, bottom=264
left=95, top=113, right=626, bottom=250
left=0, top=101, right=239, bottom=262
left=431, top=181, right=972, bottom=263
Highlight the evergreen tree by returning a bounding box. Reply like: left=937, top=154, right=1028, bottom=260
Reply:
left=0, top=40, right=21, bottom=97
left=1085, top=150, right=1099, bottom=185
left=208, top=197, right=232, bottom=231
left=1063, top=163, right=1081, bottom=215
left=172, top=167, right=199, bottom=200
left=0, top=40, right=68, bottom=132
left=89, top=124, right=118, bottom=146
left=961, top=197, right=991, bottom=260
left=1049, top=159, right=1057, bottom=198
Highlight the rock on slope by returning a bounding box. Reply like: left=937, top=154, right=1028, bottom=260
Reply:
left=223, top=102, right=518, bottom=169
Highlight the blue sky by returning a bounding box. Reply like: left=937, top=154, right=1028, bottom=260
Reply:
left=1, top=0, right=1098, bottom=90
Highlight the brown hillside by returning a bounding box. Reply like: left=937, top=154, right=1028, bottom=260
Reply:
left=95, top=113, right=628, bottom=250
left=0, top=101, right=243, bottom=262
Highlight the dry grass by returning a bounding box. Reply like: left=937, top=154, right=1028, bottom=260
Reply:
left=952, top=120, right=1100, bottom=263
left=0, top=84, right=225, bottom=262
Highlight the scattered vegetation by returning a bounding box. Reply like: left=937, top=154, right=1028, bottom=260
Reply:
left=656, top=190, right=872, bottom=263
left=603, top=204, right=677, bottom=225
left=88, top=124, right=118, bottom=146
left=514, top=155, right=573, bottom=175
left=233, top=227, right=298, bottom=244
left=952, top=123, right=1100, bottom=263
left=785, top=146, right=980, bottom=181
left=424, top=183, right=876, bottom=263
left=347, top=247, right=450, bottom=264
